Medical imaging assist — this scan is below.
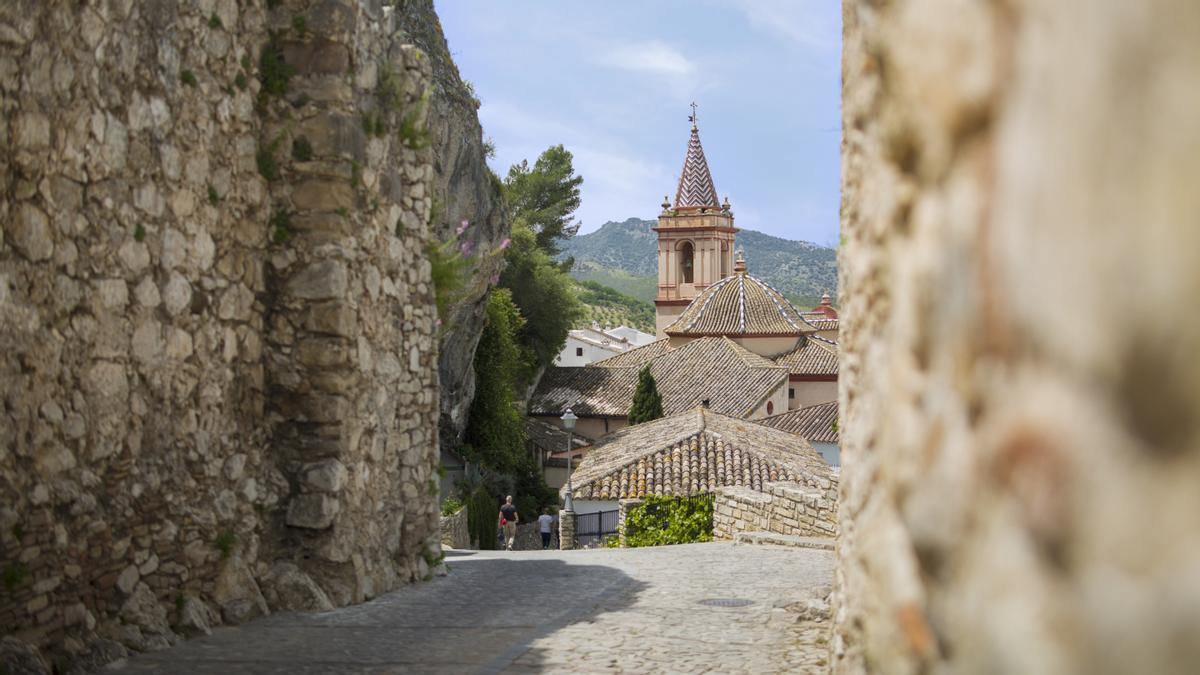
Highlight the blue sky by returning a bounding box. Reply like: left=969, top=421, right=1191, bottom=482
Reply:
left=436, top=1, right=842, bottom=246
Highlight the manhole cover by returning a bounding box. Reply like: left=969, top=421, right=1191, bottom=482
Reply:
left=698, top=598, right=755, bottom=607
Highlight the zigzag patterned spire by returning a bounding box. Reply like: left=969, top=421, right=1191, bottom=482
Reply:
left=674, top=122, right=719, bottom=208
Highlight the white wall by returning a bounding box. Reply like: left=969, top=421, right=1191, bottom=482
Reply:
left=554, top=335, right=622, bottom=366
left=788, top=380, right=838, bottom=409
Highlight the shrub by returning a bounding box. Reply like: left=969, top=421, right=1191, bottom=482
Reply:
left=214, top=530, right=237, bottom=559
left=180, top=69, right=197, bottom=87
left=467, top=488, right=498, bottom=550
left=624, top=494, right=714, bottom=548
left=258, top=33, right=293, bottom=100
left=441, top=497, right=464, bottom=517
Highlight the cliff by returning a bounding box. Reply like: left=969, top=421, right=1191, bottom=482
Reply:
left=391, top=0, right=510, bottom=450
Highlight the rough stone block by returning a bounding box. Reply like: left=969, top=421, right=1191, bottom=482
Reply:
left=286, top=259, right=349, bottom=300
left=286, top=493, right=340, bottom=530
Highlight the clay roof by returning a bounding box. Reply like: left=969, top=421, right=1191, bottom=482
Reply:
left=800, top=312, right=840, bottom=331
left=757, top=401, right=839, bottom=443
left=665, top=273, right=814, bottom=337
left=562, top=407, right=834, bottom=500
left=674, top=124, right=720, bottom=208
left=525, top=417, right=588, bottom=453
left=529, top=337, right=788, bottom=419
left=774, top=337, right=839, bottom=376
left=591, top=338, right=672, bottom=368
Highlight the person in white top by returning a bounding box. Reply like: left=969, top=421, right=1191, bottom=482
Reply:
left=537, top=508, right=555, bottom=550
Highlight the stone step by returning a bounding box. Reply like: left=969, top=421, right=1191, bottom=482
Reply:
left=732, top=532, right=835, bottom=551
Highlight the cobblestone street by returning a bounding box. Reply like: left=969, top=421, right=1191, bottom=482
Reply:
left=113, top=543, right=833, bottom=674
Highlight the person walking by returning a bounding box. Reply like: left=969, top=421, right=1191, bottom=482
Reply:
left=498, top=495, right=519, bottom=551
left=537, top=508, right=555, bottom=550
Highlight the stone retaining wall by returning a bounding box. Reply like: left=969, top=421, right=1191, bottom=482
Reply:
left=837, top=1, right=1200, bottom=673
left=713, top=482, right=837, bottom=541
left=0, top=0, right=442, bottom=665
left=439, top=507, right=469, bottom=550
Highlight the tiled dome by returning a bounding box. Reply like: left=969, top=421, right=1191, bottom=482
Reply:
left=665, top=266, right=813, bottom=337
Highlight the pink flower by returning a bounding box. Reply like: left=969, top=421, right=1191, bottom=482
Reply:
left=498, top=238, right=511, bottom=250
left=460, top=240, right=474, bottom=256
left=435, top=318, right=443, bottom=327
left=456, top=219, right=469, bottom=236
left=489, top=274, right=500, bottom=285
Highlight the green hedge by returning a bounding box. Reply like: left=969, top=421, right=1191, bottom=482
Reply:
left=624, top=494, right=715, bottom=548
left=467, top=489, right=499, bottom=550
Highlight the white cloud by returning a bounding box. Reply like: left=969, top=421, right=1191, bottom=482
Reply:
left=729, top=0, right=837, bottom=53
left=598, top=41, right=695, bottom=76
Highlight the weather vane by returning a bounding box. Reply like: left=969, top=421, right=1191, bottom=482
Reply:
left=689, top=101, right=698, bottom=126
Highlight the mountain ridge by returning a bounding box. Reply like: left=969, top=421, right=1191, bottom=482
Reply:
left=561, top=217, right=838, bottom=305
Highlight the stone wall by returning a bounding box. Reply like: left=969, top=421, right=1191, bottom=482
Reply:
left=0, top=0, right=445, bottom=666
left=713, top=482, right=837, bottom=541
left=837, top=1, right=1200, bottom=673
left=439, top=506, right=469, bottom=550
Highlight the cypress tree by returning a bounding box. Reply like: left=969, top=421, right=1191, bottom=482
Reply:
left=628, top=365, right=664, bottom=425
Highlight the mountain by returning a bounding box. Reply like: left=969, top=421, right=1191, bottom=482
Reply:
left=561, top=218, right=838, bottom=307
left=572, top=280, right=656, bottom=333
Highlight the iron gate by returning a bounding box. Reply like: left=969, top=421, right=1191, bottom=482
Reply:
left=574, top=509, right=619, bottom=546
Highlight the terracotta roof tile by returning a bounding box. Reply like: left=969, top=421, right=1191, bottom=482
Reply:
left=774, top=337, right=839, bottom=376
left=757, top=401, right=839, bottom=443
left=665, top=273, right=813, bottom=337
left=529, top=337, right=788, bottom=419
left=563, top=408, right=835, bottom=500
left=590, top=338, right=671, bottom=368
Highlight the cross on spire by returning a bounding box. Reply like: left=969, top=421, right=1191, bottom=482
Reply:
left=689, top=101, right=699, bottom=128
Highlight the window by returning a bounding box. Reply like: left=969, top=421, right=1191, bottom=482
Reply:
left=679, top=242, right=694, bottom=283
left=576, top=347, right=584, bottom=357
left=767, top=401, right=774, bottom=415
left=788, top=388, right=795, bottom=399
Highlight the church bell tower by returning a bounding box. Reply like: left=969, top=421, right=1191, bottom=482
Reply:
left=654, top=105, right=737, bottom=337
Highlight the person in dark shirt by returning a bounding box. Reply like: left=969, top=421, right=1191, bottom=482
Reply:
left=498, top=495, right=519, bottom=550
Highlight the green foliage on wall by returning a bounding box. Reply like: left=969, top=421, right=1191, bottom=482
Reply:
left=628, top=365, right=664, bottom=425
left=463, top=289, right=528, bottom=468
left=624, top=494, right=715, bottom=548
left=441, top=497, right=464, bottom=517
left=426, top=238, right=468, bottom=324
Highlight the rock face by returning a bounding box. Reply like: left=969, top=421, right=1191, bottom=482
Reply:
left=837, top=1, right=1200, bottom=673
left=0, top=0, right=444, bottom=665
left=391, top=0, right=510, bottom=449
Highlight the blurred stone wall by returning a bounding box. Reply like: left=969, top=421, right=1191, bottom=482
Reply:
left=836, top=1, right=1200, bottom=673
left=0, top=0, right=441, bottom=665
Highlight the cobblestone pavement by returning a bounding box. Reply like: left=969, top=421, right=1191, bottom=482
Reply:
left=114, top=542, right=834, bottom=674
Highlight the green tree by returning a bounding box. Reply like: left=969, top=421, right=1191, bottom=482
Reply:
left=628, top=365, right=664, bottom=425
left=463, top=289, right=528, bottom=469
left=498, top=225, right=584, bottom=380
left=503, top=145, right=583, bottom=258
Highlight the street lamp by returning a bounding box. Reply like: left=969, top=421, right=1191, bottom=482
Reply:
left=561, top=408, right=577, bottom=512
